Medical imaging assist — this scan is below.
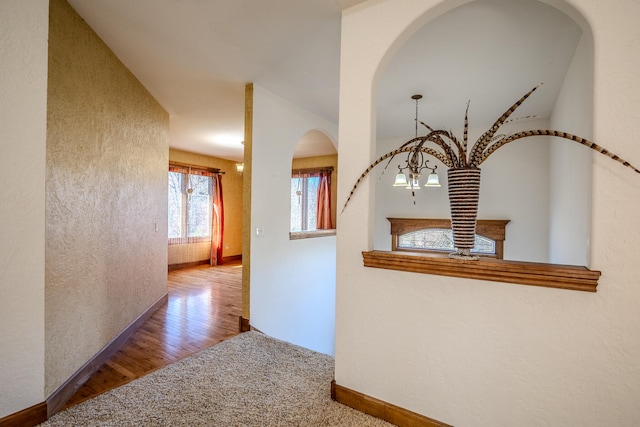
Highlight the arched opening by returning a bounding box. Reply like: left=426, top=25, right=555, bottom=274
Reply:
left=372, top=0, right=593, bottom=266
left=290, top=129, right=338, bottom=237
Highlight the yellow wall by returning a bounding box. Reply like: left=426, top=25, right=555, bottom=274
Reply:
left=292, top=154, right=338, bottom=228
left=169, top=149, right=243, bottom=263
left=45, top=0, right=169, bottom=396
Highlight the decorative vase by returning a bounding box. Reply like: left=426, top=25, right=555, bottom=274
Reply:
left=447, top=168, right=481, bottom=260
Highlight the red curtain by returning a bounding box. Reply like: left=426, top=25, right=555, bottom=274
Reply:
left=316, top=172, right=332, bottom=229
left=210, top=175, right=224, bottom=265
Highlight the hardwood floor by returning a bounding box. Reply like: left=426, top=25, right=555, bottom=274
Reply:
left=62, top=260, right=242, bottom=409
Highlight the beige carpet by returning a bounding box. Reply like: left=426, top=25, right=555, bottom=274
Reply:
left=41, top=331, right=393, bottom=426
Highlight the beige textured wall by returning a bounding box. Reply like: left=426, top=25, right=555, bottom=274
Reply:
left=168, top=149, right=243, bottom=263
left=292, top=154, right=338, bottom=228
left=45, top=0, right=169, bottom=396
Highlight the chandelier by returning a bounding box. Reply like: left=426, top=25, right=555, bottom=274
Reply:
left=393, top=94, right=441, bottom=190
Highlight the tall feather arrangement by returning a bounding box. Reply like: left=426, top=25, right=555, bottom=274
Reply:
left=342, top=85, right=640, bottom=212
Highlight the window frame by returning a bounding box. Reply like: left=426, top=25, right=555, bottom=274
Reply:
left=168, top=163, right=220, bottom=245
left=388, top=218, right=510, bottom=259
left=289, top=167, right=335, bottom=238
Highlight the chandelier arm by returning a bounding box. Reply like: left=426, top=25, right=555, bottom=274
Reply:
left=478, top=130, right=640, bottom=175
left=378, top=138, right=424, bottom=178
left=406, top=146, right=453, bottom=168
left=468, top=84, right=542, bottom=164
left=401, top=136, right=454, bottom=168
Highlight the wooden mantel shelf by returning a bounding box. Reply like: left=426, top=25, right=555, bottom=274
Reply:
left=362, top=250, right=601, bottom=292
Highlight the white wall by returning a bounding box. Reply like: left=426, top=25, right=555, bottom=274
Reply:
left=374, top=120, right=551, bottom=262
left=250, top=85, right=338, bottom=356
left=336, top=0, right=640, bottom=426
left=549, top=33, right=593, bottom=266
left=0, top=0, right=49, bottom=418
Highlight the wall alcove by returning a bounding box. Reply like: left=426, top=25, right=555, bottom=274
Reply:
left=368, top=0, right=596, bottom=287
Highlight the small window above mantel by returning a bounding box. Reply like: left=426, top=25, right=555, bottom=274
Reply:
left=366, top=218, right=601, bottom=292
left=389, top=218, right=509, bottom=259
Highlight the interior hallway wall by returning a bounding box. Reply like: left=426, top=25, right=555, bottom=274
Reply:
left=250, top=85, right=338, bottom=355
left=45, top=0, right=169, bottom=397
left=0, top=0, right=49, bottom=418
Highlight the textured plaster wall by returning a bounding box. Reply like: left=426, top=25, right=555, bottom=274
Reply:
left=45, top=0, right=169, bottom=396
left=336, top=0, right=640, bottom=425
left=549, top=33, right=593, bottom=266
left=250, top=85, right=338, bottom=356
left=168, top=148, right=243, bottom=264
left=292, top=153, right=338, bottom=228
left=0, top=0, right=49, bottom=418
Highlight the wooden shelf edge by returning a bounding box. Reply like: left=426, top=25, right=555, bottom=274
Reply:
left=362, top=251, right=600, bottom=292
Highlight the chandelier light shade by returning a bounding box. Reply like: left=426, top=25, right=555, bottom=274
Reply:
left=425, top=172, right=441, bottom=187
left=406, top=172, right=421, bottom=190
left=393, top=172, right=409, bottom=186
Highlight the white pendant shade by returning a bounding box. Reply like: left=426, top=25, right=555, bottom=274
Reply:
left=406, top=173, right=421, bottom=190
left=425, top=172, right=441, bottom=187
left=393, top=172, right=409, bottom=186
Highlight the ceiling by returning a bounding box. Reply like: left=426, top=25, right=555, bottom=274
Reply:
left=66, top=0, right=583, bottom=162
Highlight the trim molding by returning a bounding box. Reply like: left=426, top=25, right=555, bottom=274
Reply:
left=224, top=254, right=242, bottom=262
left=45, top=293, right=169, bottom=417
left=331, top=381, right=452, bottom=427
left=168, top=260, right=209, bottom=271
left=363, top=250, right=600, bottom=292
left=0, top=402, right=47, bottom=427
left=239, top=316, right=251, bottom=332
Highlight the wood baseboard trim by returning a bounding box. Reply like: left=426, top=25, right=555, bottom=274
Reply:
left=45, top=293, right=169, bottom=417
left=168, top=260, right=209, bottom=271
left=331, top=380, right=452, bottom=427
left=239, top=316, right=250, bottom=332
left=0, top=402, right=47, bottom=427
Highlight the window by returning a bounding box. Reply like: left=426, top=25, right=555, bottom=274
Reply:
left=398, top=228, right=496, bottom=255
left=388, top=218, right=510, bottom=259
left=168, top=167, right=215, bottom=244
left=290, top=168, right=333, bottom=233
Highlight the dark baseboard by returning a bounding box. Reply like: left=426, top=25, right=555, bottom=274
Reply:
left=45, top=293, right=169, bottom=417
left=0, top=402, right=47, bottom=427
left=168, top=255, right=242, bottom=271
left=239, top=316, right=250, bottom=332
left=331, top=380, right=452, bottom=427
left=168, top=260, right=209, bottom=271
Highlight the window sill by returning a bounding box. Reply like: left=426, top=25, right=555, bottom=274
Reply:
left=362, top=250, right=600, bottom=292
left=290, top=229, right=336, bottom=240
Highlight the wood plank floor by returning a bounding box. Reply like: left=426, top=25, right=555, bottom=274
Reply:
left=62, top=260, right=242, bottom=409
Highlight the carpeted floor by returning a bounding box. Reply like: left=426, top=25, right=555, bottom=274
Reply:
left=41, top=331, right=393, bottom=426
